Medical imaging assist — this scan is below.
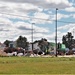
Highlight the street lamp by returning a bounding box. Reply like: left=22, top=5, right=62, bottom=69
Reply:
left=32, top=23, right=35, bottom=51
left=55, top=8, right=58, bottom=57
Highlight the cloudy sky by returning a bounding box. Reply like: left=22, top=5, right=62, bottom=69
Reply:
left=0, top=0, right=75, bottom=43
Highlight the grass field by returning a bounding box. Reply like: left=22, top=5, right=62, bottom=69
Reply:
left=0, top=57, right=75, bottom=75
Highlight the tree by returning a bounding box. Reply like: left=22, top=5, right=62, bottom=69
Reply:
left=38, top=38, right=49, bottom=54
left=62, top=32, right=73, bottom=49
left=16, top=36, right=28, bottom=49
left=4, top=40, right=10, bottom=47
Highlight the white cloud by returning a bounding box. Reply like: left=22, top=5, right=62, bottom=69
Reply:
left=0, top=17, right=12, bottom=25
left=3, top=21, right=49, bottom=42
left=0, top=2, right=43, bottom=13
left=65, top=7, right=75, bottom=12
left=40, top=31, right=64, bottom=43
left=57, top=13, right=69, bottom=20
left=58, top=24, right=75, bottom=30
left=52, top=13, right=70, bottom=20
left=0, top=0, right=72, bottom=9
left=31, top=12, right=52, bottom=24
left=0, top=1, right=43, bottom=22
left=57, top=24, right=75, bottom=42
left=34, top=12, right=49, bottom=19
left=72, top=14, right=75, bottom=18
left=45, top=0, right=71, bottom=9
left=0, top=0, right=74, bottom=43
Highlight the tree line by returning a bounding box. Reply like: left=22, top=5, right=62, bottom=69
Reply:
left=4, top=32, right=74, bottom=51
left=4, top=36, right=49, bottom=53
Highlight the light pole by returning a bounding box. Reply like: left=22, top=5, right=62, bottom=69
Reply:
left=32, top=23, right=35, bottom=51
left=55, top=8, right=58, bottom=57
left=73, top=29, right=75, bottom=38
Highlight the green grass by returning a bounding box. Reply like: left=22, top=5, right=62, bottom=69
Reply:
left=0, top=57, right=75, bottom=74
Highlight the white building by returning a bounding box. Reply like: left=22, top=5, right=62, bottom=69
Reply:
left=28, top=42, right=40, bottom=51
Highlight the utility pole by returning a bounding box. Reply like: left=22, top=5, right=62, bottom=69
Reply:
left=32, top=23, right=35, bottom=51
left=73, top=29, right=75, bottom=38
left=55, top=8, right=58, bottom=57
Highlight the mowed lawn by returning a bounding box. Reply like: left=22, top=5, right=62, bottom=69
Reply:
left=0, top=57, right=75, bottom=74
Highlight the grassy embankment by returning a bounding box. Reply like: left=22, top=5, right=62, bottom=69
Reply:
left=0, top=57, right=75, bottom=75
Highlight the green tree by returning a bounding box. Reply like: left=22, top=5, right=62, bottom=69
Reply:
left=38, top=38, right=49, bottom=54
left=16, top=36, right=28, bottom=49
left=4, top=40, right=10, bottom=47
left=62, top=32, right=73, bottom=49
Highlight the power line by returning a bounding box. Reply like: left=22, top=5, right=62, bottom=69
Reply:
left=0, top=12, right=54, bottom=22
left=0, top=12, right=75, bottom=24
left=58, top=20, right=75, bottom=24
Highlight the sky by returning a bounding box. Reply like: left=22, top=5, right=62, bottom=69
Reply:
left=0, top=0, right=75, bottom=43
